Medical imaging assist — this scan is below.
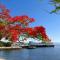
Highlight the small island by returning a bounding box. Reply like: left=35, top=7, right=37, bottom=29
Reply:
left=0, top=4, right=54, bottom=50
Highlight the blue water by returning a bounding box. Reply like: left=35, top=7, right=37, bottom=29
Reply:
left=0, top=44, right=60, bottom=60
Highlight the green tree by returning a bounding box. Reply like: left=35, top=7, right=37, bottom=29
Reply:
left=50, top=0, right=60, bottom=13
left=39, top=0, right=60, bottom=13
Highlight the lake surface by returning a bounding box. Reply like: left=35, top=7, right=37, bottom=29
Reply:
left=0, top=44, right=60, bottom=60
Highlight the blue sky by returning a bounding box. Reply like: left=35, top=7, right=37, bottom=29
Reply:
left=0, top=0, right=60, bottom=43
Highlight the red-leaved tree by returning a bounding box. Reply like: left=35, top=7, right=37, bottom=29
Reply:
left=0, top=4, right=51, bottom=43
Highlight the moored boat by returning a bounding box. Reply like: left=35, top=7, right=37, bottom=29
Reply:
left=27, top=45, right=36, bottom=49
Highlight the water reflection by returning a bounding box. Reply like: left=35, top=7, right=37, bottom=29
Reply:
left=0, top=47, right=60, bottom=60
left=0, top=58, right=6, bottom=60
left=0, top=49, right=30, bottom=60
left=0, top=48, right=48, bottom=60
left=0, top=49, right=38, bottom=60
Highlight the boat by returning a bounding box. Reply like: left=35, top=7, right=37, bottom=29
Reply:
left=35, top=44, right=54, bottom=47
left=27, top=45, right=36, bottom=49
left=27, top=41, right=54, bottom=48
left=34, top=43, right=55, bottom=47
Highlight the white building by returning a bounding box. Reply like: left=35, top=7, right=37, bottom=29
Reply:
left=18, top=35, right=42, bottom=45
